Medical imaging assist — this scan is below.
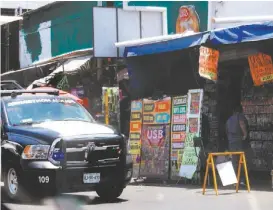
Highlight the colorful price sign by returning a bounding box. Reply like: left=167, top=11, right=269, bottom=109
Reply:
left=248, top=53, right=273, bottom=86
left=129, top=100, right=143, bottom=178
left=170, top=95, right=187, bottom=179
left=199, top=46, right=219, bottom=81
left=143, top=98, right=171, bottom=124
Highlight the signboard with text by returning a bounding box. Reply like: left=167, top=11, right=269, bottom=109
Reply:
left=170, top=95, right=187, bottom=178
left=199, top=46, right=219, bottom=81
left=179, top=89, right=203, bottom=180
left=140, top=124, right=170, bottom=179
left=248, top=53, right=273, bottom=86
left=129, top=100, right=143, bottom=177
left=140, top=97, right=171, bottom=179
left=143, top=98, right=171, bottom=125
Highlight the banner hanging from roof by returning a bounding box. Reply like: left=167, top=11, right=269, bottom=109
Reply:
left=198, top=46, right=219, bottom=81
left=248, top=53, right=273, bottom=86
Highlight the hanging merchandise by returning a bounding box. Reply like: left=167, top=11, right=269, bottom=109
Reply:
left=241, top=80, right=273, bottom=172
left=102, top=87, right=120, bottom=130
left=170, top=95, right=187, bottom=179
left=129, top=100, right=143, bottom=178
left=57, top=74, right=70, bottom=91
left=248, top=53, right=273, bottom=86
left=199, top=46, right=219, bottom=81
left=140, top=97, right=171, bottom=179
left=179, top=89, right=203, bottom=180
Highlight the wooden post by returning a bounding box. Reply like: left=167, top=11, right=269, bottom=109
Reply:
left=242, top=153, right=251, bottom=192
left=202, top=154, right=210, bottom=195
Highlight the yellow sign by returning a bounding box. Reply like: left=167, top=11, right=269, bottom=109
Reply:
left=248, top=53, right=273, bottom=86
left=104, top=90, right=109, bottom=125
left=199, top=46, right=219, bottom=81
left=129, top=100, right=143, bottom=176
left=130, top=141, right=141, bottom=155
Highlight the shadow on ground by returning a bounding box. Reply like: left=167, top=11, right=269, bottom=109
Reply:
left=1, top=186, right=128, bottom=206
left=129, top=177, right=272, bottom=193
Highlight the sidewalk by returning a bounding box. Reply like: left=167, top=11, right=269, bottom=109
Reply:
left=129, top=177, right=272, bottom=192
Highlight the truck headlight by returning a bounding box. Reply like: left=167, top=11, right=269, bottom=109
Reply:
left=48, top=138, right=64, bottom=165
left=22, top=145, right=50, bottom=160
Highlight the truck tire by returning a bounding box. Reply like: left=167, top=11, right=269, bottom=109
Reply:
left=2, top=164, right=30, bottom=202
left=96, top=184, right=124, bottom=202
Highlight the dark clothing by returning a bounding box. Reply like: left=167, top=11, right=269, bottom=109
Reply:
left=120, top=96, right=130, bottom=136
left=226, top=113, right=248, bottom=183
left=226, top=113, right=247, bottom=143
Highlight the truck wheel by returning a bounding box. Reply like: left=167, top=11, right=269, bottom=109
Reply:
left=96, top=184, right=124, bottom=202
left=3, top=165, right=28, bottom=202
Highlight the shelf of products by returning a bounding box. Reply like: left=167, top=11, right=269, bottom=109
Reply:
left=241, top=72, right=273, bottom=172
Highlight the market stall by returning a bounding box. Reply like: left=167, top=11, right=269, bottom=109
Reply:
left=120, top=21, right=273, bottom=185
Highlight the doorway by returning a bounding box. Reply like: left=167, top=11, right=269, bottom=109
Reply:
left=217, top=65, right=245, bottom=151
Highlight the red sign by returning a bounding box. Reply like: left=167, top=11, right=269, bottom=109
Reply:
left=199, top=46, right=219, bottom=81
left=130, top=122, right=141, bottom=132
left=172, top=132, right=186, bottom=142
left=155, top=101, right=171, bottom=113
left=144, top=127, right=165, bottom=147
left=173, top=114, right=187, bottom=124
left=248, top=53, right=273, bottom=86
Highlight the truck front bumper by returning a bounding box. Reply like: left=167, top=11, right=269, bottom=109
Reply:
left=20, top=155, right=133, bottom=194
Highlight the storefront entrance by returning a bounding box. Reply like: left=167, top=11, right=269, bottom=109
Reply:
left=217, top=64, right=245, bottom=150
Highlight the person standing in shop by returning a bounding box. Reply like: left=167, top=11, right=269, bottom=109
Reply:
left=226, top=104, right=249, bottom=185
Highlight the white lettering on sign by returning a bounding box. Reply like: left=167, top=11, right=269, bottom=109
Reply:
left=38, top=176, right=49, bottom=184
left=7, top=98, right=76, bottom=107
left=172, top=124, right=186, bottom=132
left=172, top=142, right=184, bottom=149
left=147, top=129, right=163, bottom=140
left=173, top=97, right=187, bottom=105
left=173, top=115, right=186, bottom=124
left=172, top=133, right=181, bottom=140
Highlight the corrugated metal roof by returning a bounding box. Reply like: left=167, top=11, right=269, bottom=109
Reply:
left=22, top=1, right=64, bottom=16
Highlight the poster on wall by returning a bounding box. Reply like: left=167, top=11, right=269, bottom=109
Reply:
left=176, top=5, right=200, bottom=33
left=129, top=100, right=143, bottom=178
left=142, top=97, right=171, bottom=125
left=179, top=89, right=203, bottom=180
left=248, top=53, right=273, bottom=86
left=102, top=87, right=120, bottom=130
left=140, top=97, right=171, bottom=178
left=179, top=139, right=201, bottom=179
left=140, top=124, right=170, bottom=178
left=171, top=95, right=187, bottom=178
left=199, top=46, right=219, bottom=81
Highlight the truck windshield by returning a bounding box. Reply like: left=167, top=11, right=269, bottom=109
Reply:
left=4, top=97, right=95, bottom=126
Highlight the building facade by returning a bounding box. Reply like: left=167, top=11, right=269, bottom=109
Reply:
left=209, top=1, right=273, bottom=29
left=0, top=1, right=52, bottom=73
left=18, top=1, right=209, bottom=68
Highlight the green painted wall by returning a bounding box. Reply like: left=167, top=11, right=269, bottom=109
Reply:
left=20, top=1, right=98, bottom=67
left=114, top=1, right=208, bottom=34
left=20, top=1, right=208, bottom=68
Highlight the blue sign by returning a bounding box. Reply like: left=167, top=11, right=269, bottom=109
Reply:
left=131, top=101, right=142, bottom=112
left=155, top=113, right=170, bottom=124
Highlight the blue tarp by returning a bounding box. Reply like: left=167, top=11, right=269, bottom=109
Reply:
left=124, top=32, right=209, bottom=57
left=124, top=21, right=273, bottom=57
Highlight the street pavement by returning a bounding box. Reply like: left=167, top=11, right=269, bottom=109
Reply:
left=2, top=183, right=273, bottom=210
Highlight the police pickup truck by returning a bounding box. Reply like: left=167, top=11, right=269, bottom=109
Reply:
left=1, top=89, right=133, bottom=202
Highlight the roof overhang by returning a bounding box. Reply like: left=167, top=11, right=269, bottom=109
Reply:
left=0, top=15, right=23, bottom=25
left=121, top=21, right=273, bottom=58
